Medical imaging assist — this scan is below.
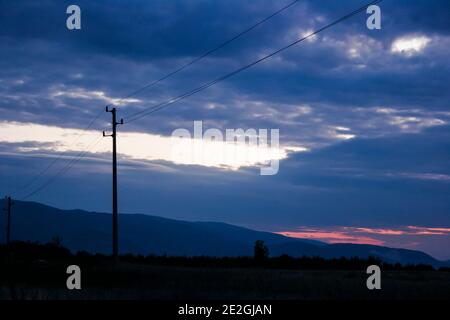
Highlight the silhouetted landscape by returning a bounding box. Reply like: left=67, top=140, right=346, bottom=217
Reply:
left=1, top=200, right=448, bottom=268
left=1, top=201, right=450, bottom=300
left=2, top=0, right=450, bottom=308
left=1, top=241, right=450, bottom=300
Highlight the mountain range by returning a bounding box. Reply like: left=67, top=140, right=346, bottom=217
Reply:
left=1, top=200, right=448, bottom=267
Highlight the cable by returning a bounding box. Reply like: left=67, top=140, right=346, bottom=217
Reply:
left=117, top=0, right=301, bottom=107
left=14, top=0, right=382, bottom=199
left=11, top=108, right=105, bottom=198
left=11, top=0, right=301, bottom=198
left=20, top=136, right=104, bottom=201
left=124, top=0, right=383, bottom=124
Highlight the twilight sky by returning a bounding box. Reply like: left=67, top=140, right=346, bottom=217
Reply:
left=1, top=0, right=449, bottom=259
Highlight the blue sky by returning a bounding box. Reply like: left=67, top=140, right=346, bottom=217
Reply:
left=1, top=0, right=450, bottom=259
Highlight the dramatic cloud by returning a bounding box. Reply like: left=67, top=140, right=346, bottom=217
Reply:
left=391, top=35, right=431, bottom=56
left=0, top=0, right=449, bottom=259
left=0, top=121, right=300, bottom=170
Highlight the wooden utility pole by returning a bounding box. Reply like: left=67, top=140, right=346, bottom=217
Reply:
left=3, top=196, right=13, bottom=244
left=103, top=107, right=123, bottom=262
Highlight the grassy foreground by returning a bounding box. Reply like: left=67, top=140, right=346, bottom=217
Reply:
left=1, top=242, right=449, bottom=300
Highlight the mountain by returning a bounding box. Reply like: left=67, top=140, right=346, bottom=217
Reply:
left=0, top=200, right=317, bottom=257
left=0, top=200, right=447, bottom=267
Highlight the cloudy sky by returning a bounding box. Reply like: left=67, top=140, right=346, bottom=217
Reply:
left=1, top=0, right=449, bottom=259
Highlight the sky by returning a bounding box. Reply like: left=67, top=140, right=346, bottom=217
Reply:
left=0, top=0, right=449, bottom=260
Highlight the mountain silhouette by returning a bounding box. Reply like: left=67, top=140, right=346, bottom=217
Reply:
left=0, top=200, right=447, bottom=267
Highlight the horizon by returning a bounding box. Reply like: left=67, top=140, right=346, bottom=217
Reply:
left=4, top=198, right=449, bottom=261
left=1, top=0, right=450, bottom=261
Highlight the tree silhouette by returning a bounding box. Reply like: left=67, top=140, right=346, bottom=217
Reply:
left=254, top=240, right=269, bottom=262
left=50, top=235, right=62, bottom=247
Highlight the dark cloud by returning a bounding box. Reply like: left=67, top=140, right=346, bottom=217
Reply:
left=0, top=0, right=449, bottom=258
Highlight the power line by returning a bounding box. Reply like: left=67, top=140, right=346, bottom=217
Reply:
left=12, top=0, right=301, bottom=199
left=103, top=107, right=123, bottom=261
left=3, top=196, right=13, bottom=244
left=117, top=0, right=301, bottom=107
left=20, top=136, right=104, bottom=201
left=17, top=113, right=116, bottom=201
left=14, top=0, right=382, bottom=200
left=12, top=108, right=105, bottom=198
left=124, top=0, right=382, bottom=124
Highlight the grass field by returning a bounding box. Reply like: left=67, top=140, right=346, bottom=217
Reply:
left=1, top=261, right=450, bottom=300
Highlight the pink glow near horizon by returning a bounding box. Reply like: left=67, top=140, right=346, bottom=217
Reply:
left=406, top=226, right=450, bottom=235
left=275, top=225, right=450, bottom=246
left=346, top=227, right=407, bottom=235
left=277, top=230, right=384, bottom=245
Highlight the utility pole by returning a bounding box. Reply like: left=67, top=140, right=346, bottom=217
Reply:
left=3, top=196, right=13, bottom=244
left=103, top=106, right=123, bottom=262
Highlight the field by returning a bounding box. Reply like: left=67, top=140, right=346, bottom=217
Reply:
left=1, top=242, right=449, bottom=300
left=2, top=261, right=450, bottom=300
